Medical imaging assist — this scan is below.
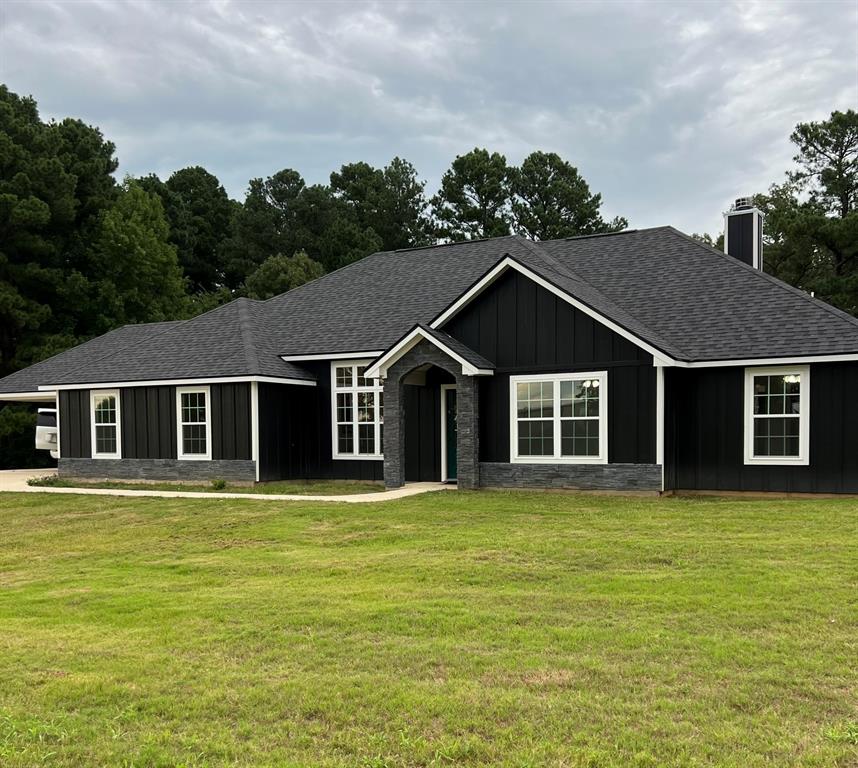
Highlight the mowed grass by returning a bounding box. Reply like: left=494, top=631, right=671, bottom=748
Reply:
left=0, top=491, right=856, bottom=767
left=26, top=476, right=385, bottom=495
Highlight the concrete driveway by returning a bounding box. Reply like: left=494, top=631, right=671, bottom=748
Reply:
left=0, top=468, right=450, bottom=503
left=0, top=468, right=57, bottom=491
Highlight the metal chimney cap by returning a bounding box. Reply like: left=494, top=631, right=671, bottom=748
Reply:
left=733, top=196, right=754, bottom=211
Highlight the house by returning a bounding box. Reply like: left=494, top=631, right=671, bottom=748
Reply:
left=3, top=199, right=858, bottom=494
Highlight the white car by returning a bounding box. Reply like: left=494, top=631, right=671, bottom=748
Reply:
left=35, top=408, right=59, bottom=459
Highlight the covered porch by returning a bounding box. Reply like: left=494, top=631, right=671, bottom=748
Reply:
left=366, top=324, right=494, bottom=490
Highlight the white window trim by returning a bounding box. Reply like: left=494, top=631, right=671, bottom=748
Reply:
left=90, top=389, right=121, bottom=459
left=331, top=360, right=383, bottom=461
left=744, top=365, right=810, bottom=466
left=176, top=385, right=212, bottom=461
left=509, top=371, right=608, bottom=464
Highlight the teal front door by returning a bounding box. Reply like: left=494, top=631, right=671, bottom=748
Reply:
left=444, top=388, right=457, bottom=482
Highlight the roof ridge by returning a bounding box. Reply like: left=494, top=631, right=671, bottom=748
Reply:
left=665, top=226, right=858, bottom=332
left=563, top=228, right=639, bottom=241
left=541, top=225, right=669, bottom=245
left=393, top=234, right=520, bottom=254
left=262, top=249, right=394, bottom=305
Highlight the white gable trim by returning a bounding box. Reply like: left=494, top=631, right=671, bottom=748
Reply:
left=365, top=327, right=494, bottom=379
left=428, top=256, right=678, bottom=367
left=39, top=375, right=316, bottom=391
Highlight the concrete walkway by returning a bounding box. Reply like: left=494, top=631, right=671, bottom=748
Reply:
left=0, top=469, right=453, bottom=504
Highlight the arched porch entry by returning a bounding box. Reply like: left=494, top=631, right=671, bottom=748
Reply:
left=399, top=363, right=456, bottom=483
left=378, top=337, right=485, bottom=489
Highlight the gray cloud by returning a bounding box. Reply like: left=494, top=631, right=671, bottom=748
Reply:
left=1, top=0, right=856, bottom=235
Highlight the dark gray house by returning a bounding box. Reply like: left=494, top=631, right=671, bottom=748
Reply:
left=4, top=201, right=858, bottom=493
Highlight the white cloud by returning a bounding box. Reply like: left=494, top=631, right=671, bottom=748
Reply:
left=0, top=0, right=855, bottom=236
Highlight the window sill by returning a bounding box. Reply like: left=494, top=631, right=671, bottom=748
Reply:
left=744, top=457, right=809, bottom=466
left=177, top=455, right=212, bottom=462
left=92, top=454, right=121, bottom=460
left=510, top=456, right=608, bottom=465
left=333, top=454, right=384, bottom=461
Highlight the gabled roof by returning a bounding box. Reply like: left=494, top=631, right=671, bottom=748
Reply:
left=365, top=324, right=495, bottom=379
left=4, top=226, right=858, bottom=395
left=263, top=236, right=537, bottom=357
left=262, top=228, right=858, bottom=364
left=538, top=227, right=858, bottom=362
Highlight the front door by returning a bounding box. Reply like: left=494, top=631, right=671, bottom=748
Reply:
left=442, top=386, right=457, bottom=482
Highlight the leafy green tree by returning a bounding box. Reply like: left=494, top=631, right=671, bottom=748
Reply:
left=759, top=110, right=858, bottom=315
left=141, top=168, right=232, bottom=291
left=790, top=109, right=858, bottom=219
left=88, top=179, right=188, bottom=328
left=221, top=171, right=384, bottom=284
left=431, top=148, right=512, bottom=241
left=243, top=251, right=325, bottom=300
left=163, top=167, right=233, bottom=291
left=511, top=151, right=627, bottom=239
left=0, top=85, right=81, bottom=375
left=0, top=87, right=190, bottom=469
left=331, top=157, right=431, bottom=250
left=219, top=169, right=306, bottom=287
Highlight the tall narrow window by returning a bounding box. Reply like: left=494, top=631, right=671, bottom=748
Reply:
left=510, top=372, right=607, bottom=464
left=177, top=386, right=211, bottom=460
left=332, top=361, right=383, bottom=459
left=745, top=366, right=809, bottom=465
left=90, top=390, right=121, bottom=459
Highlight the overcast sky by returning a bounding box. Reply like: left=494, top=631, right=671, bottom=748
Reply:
left=1, top=0, right=856, bottom=235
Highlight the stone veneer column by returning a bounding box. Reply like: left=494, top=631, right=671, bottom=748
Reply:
left=383, top=376, right=406, bottom=488
left=454, top=375, right=479, bottom=490
left=382, top=339, right=482, bottom=490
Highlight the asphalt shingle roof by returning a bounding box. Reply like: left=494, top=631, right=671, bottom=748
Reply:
left=415, top=324, right=495, bottom=371
left=0, top=321, right=182, bottom=394
left=40, top=298, right=314, bottom=386
left=4, top=226, right=858, bottom=394
left=539, top=227, right=858, bottom=361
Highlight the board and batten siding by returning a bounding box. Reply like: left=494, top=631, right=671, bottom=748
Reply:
left=441, top=269, right=657, bottom=465
left=59, top=383, right=251, bottom=461
left=664, top=362, right=858, bottom=493
left=257, top=370, right=384, bottom=482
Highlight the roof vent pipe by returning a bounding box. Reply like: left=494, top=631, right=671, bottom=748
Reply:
left=724, top=196, right=764, bottom=270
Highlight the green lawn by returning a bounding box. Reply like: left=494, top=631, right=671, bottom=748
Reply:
left=0, top=491, right=856, bottom=767
left=26, top=476, right=384, bottom=495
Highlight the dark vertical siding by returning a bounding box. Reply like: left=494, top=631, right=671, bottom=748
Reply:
left=59, top=383, right=249, bottom=461
left=59, top=389, right=91, bottom=458
left=257, top=382, right=316, bottom=481
left=666, top=362, right=858, bottom=493
left=442, top=269, right=656, bottom=464
left=119, top=386, right=177, bottom=459
left=210, top=383, right=251, bottom=461
left=402, top=367, right=451, bottom=482
left=257, top=368, right=383, bottom=482
left=726, top=214, right=754, bottom=266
